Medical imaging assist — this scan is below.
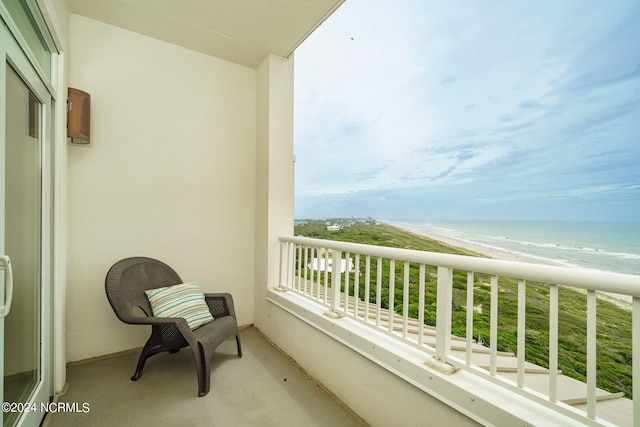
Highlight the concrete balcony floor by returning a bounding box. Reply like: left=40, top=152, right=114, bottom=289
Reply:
left=44, top=327, right=367, bottom=427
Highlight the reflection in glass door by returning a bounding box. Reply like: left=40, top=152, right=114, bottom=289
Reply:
left=3, top=64, right=42, bottom=427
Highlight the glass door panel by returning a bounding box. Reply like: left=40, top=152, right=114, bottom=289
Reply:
left=3, top=63, right=41, bottom=427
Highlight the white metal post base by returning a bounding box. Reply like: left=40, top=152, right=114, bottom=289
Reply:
left=425, top=356, right=458, bottom=375
left=324, top=310, right=343, bottom=319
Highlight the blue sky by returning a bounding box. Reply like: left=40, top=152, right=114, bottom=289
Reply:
left=293, top=0, right=640, bottom=221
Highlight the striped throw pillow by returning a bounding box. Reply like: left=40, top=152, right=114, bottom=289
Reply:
left=145, top=282, right=214, bottom=330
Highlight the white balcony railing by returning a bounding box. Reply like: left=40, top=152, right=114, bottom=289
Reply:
left=278, top=235, right=640, bottom=426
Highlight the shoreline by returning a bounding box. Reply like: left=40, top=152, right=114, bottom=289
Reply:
left=388, top=223, right=634, bottom=307
left=387, top=223, right=537, bottom=263
left=413, top=230, right=535, bottom=263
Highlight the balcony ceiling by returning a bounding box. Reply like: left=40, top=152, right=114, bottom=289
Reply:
left=66, top=0, right=345, bottom=68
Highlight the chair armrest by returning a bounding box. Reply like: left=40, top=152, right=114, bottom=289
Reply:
left=125, top=313, right=197, bottom=345
left=126, top=313, right=190, bottom=329
left=204, top=293, right=237, bottom=319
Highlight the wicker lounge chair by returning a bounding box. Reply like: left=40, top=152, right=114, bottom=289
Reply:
left=105, top=256, right=242, bottom=397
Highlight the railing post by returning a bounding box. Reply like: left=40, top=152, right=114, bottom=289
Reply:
left=325, top=249, right=343, bottom=319
left=426, top=266, right=456, bottom=374
left=275, top=241, right=289, bottom=291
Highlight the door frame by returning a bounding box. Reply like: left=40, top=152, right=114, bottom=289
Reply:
left=1, top=6, right=54, bottom=426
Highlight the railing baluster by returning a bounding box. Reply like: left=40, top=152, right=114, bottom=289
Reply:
left=354, top=253, right=360, bottom=317
left=517, top=279, right=526, bottom=387
left=633, top=296, right=640, bottom=427
left=296, top=244, right=302, bottom=291
left=418, top=264, right=425, bottom=346
left=327, top=249, right=342, bottom=317
left=288, top=241, right=293, bottom=288
left=323, top=248, right=329, bottom=303
left=311, top=246, right=318, bottom=299
left=365, top=255, right=371, bottom=323
left=466, top=272, right=474, bottom=366
left=403, top=261, right=410, bottom=338
left=490, top=275, right=498, bottom=376
left=303, top=246, right=308, bottom=294
left=549, top=284, right=559, bottom=402
left=279, top=241, right=286, bottom=288
left=376, top=257, right=382, bottom=328
left=586, top=289, right=596, bottom=419
left=287, top=242, right=295, bottom=288
left=314, top=246, right=320, bottom=300
left=344, top=251, right=350, bottom=312
left=389, top=259, right=395, bottom=333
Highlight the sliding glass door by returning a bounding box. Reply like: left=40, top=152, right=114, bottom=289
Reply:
left=1, top=12, right=52, bottom=427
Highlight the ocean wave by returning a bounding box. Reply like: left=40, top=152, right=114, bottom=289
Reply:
left=386, top=219, right=640, bottom=275
left=479, top=235, right=640, bottom=261
left=609, top=252, right=640, bottom=260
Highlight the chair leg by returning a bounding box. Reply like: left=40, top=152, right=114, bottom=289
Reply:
left=236, top=334, right=242, bottom=358
left=194, top=343, right=210, bottom=397
left=131, top=338, right=158, bottom=381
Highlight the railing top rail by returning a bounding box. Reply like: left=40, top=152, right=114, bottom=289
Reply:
left=280, top=235, right=640, bottom=298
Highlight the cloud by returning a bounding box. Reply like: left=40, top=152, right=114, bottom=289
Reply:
left=518, top=100, right=542, bottom=110
left=294, top=0, right=640, bottom=220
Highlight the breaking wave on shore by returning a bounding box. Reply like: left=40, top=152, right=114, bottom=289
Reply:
left=386, top=219, right=640, bottom=276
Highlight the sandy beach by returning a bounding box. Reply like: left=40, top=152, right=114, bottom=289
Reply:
left=416, top=231, right=533, bottom=262
left=396, top=226, right=634, bottom=307
left=392, top=224, right=539, bottom=263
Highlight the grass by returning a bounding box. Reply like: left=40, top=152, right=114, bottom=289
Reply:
left=294, top=219, right=633, bottom=398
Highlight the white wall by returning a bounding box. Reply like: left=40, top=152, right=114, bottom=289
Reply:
left=66, top=15, right=256, bottom=361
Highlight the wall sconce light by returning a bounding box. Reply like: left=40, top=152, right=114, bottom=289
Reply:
left=67, top=88, right=90, bottom=144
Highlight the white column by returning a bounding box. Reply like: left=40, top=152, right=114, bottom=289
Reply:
left=254, top=54, right=295, bottom=328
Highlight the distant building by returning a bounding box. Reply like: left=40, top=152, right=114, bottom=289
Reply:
left=327, top=224, right=341, bottom=231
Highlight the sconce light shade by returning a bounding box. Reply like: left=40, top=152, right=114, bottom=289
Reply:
left=67, top=87, right=90, bottom=143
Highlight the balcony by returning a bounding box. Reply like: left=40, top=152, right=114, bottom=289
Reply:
left=14, top=2, right=638, bottom=427
left=44, top=235, right=638, bottom=427
left=270, top=235, right=639, bottom=426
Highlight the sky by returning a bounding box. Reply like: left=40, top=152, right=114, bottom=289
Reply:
left=293, top=0, right=640, bottom=221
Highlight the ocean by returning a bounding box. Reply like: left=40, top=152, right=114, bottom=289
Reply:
left=385, top=219, right=640, bottom=276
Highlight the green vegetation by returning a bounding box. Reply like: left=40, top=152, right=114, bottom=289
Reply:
left=295, top=219, right=633, bottom=398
